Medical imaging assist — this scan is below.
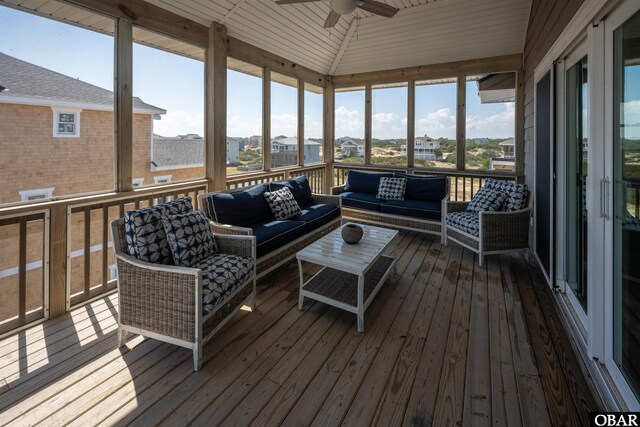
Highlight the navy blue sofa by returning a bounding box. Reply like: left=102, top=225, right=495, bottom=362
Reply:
left=332, top=170, right=449, bottom=239
left=198, top=175, right=341, bottom=277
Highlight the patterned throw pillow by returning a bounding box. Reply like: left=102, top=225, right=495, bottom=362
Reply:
left=377, top=177, right=407, bottom=200
left=484, top=178, right=529, bottom=211
left=124, top=197, right=193, bottom=265
left=162, top=210, right=218, bottom=267
left=264, top=187, right=302, bottom=220
left=466, top=187, right=508, bottom=213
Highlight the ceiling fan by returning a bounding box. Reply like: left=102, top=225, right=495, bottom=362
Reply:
left=275, top=0, right=399, bottom=28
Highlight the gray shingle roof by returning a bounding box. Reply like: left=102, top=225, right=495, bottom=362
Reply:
left=0, top=52, right=165, bottom=113
left=153, top=135, right=204, bottom=168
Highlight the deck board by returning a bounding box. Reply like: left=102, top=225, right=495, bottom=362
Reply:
left=0, top=232, right=600, bottom=426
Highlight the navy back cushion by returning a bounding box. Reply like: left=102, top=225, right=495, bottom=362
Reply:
left=269, top=175, right=314, bottom=207
left=344, top=171, right=394, bottom=194
left=395, top=174, right=448, bottom=202
left=206, top=183, right=272, bottom=226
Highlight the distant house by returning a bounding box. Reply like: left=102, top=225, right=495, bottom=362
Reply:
left=336, top=136, right=365, bottom=157
left=489, top=138, right=516, bottom=171
left=152, top=134, right=203, bottom=171
left=226, top=137, right=243, bottom=164
left=401, top=134, right=440, bottom=160
left=474, top=138, right=490, bottom=145
left=270, top=137, right=321, bottom=167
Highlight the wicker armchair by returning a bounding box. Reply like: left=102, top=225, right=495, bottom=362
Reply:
left=110, top=219, right=256, bottom=371
left=443, top=196, right=531, bottom=266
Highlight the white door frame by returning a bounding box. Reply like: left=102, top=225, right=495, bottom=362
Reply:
left=602, top=0, right=640, bottom=410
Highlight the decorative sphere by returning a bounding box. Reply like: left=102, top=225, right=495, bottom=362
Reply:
left=342, top=223, right=363, bottom=244
left=330, top=0, right=357, bottom=15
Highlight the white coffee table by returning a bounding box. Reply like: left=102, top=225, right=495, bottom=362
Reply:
left=296, top=223, right=399, bottom=332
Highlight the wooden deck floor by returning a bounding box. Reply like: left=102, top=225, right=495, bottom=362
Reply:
left=0, top=232, right=600, bottom=426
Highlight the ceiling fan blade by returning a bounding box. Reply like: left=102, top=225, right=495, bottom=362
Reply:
left=358, top=0, right=399, bottom=18
left=275, top=0, right=320, bottom=4
left=324, top=10, right=341, bottom=28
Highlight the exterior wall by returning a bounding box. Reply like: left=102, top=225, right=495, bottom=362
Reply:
left=523, top=0, right=586, bottom=199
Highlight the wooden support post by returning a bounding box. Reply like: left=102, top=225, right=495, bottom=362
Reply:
left=263, top=67, right=272, bottom=171
left=407, top=80, right=415, bottom=170
left=515, top=69, right=525, bottom=178
left=114, top=19, right=133, bottom=192
left=364, top=83, right=372, bottom=165
left=456, top=74, right=466, bottom=171
left=298, top=79, right=305, bottom=167
left=205, top=22, right=228, bottom=191
left=323, top=80, right=335, bottom=193
left=49, top=206, right=67, bottom=318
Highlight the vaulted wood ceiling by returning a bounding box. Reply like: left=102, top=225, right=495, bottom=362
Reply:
left=1, top=0, right=532, bottom=76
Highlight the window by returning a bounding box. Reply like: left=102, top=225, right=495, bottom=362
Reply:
left=415, top=79, right=457, bottom=168
left=335, top=87, right=365, bottom=164
left=0, top=3, right=115, bottom=205
left=153, top=175, right=172, bottom=185
left=53, top=109, right=80, bottom=137
left=227, top=59, right=263, bottom=176
left=372, top=84, right=407, bottom=167
left=304, top=83, right=323, bottom=164
left=132, top=178, right=144, bottom=188
left=132, top=27, right=205, bottom=187
left=18, top=188, right=54, bottom=202
left=271, top=72, right=298, bottom=169
left=108, top=264, right=117, bottom=281
left=465, top=73, right=516, bottom=170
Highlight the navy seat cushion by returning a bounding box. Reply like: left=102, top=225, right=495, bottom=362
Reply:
left=394, top=174, right=448, bottom=202
left=269, top=175, right=314, bottom=207
left=296, top=204, right=341, bottom=232
left=251, top=219, right=306, bottom=258
left=380, top=199, right=442, bottom=221
left=344, top=171, right=394, bottom=194
left=197, top=254, right=254, bottom=316
left=446, top=212, right=480, bottom=237
left=339, top=192, right=382, bottom=212
left=206, top=183, right=272, bottom=227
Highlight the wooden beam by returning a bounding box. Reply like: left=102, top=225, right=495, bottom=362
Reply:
left=332, top=54, right=523, bottom=88
left=114, top=19, right=133, bottom=192
left=407, top=80, right=415, bottom=169
left=205, top=23, right=228, bottom=191
left=59, top=0, right=208, bottom=48
left=456, top=75, right=466, bottom=171
left=329, top=17, right=359, bottom=75
left=227, top=37, right=326, bottom=88
left=49, top=206, right=67, bottom=318
left=298, top=79, right=305, bottom=167
left=515, top=69, right=525, bottom=176
left=364, top=84, right=372, bottom=165
left=263, top=67, right=272, bottom=171
left=220, top=0, right=248, bottom=25
left=323, top=80, right=335, bottom=193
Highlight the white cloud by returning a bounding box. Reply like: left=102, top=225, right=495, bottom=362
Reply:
left=623, top=99, right=640, bottom=139
left=335, top=106, right=364, bottom=137
left=466, top=103, right=515, bottom=139
left=271, top=113, right=297, bottom=137
left=153, top=110, right=204, bottom=137
left=227, top=114, right=262, bottom=137
left=304, top=114, right=323, bottom=138
left=416, top=108, right=456, bottom=139
left=372, top=112, right=407, bottom=138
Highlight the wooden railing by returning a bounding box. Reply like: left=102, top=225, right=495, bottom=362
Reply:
left=0, top=180, right=209, bottom=336
left=333, top=164, right=519, bottom=201
left=226, top=164, right=327, bottom=194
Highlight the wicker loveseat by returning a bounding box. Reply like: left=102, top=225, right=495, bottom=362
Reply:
left=111, top=197, right=256, bottom=371
left=331, top=170, right=449, bottom=240
left=198, top=175, right=341, bottom=278
left=443, top=178, right=531, bottom=266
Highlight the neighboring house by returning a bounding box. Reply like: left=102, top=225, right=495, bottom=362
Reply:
left=270, top=136, right=321, bottom=167
left=0, top=52, right=169, bottom=202
left=489, top=137, right=516, bottom=171
left=401, top=134, right=441, bottom=160
left=337, top=136, right=365, bottom=158
left=226, top=137, right=243, bottom=164
left=474, top=138, right=490, bottom=145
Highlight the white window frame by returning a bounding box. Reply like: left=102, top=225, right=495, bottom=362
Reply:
left=52, top=108, right=81, bottom=138
left=132, top=178, right=145, bottom=188
left=18, top=187, right=55, bottom=202
left=153, top=175, right=172, bottom=185
left=108, top=264, right=117, bottom=281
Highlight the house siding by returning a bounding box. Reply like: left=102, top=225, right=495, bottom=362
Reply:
left=523, top=0, right=585, bottom=197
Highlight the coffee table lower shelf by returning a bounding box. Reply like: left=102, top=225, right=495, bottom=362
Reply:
left=298, top=255, right=395, bottom=332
